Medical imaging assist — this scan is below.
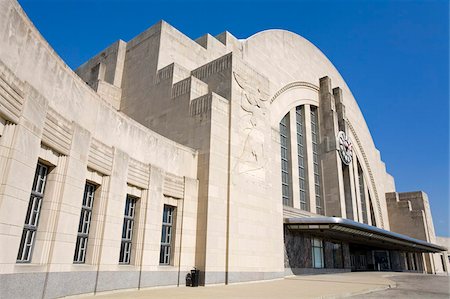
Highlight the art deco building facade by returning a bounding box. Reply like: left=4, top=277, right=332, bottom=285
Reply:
left=0, top=0, right=447, bottom=298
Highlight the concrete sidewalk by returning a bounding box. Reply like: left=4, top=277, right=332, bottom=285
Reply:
left=72, top=272, right=407, bottom=299
left=350, top=274, right=450, bottom=298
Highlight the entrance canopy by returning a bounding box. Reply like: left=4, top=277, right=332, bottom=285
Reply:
left=285, top=217, right=446, bottom=253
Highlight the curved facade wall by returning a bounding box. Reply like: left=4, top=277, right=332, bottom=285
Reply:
left=0, top=1, right=199, bottom=298
left=242, top=30, right=394, bottom=229
left=0, top=0, right=443, bottom=298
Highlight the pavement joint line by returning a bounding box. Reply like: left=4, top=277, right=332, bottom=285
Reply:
left=286, top=278, right=392, bottom=286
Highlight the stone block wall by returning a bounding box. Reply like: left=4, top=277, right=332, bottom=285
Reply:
left=0, top=1, right=200, bottom=298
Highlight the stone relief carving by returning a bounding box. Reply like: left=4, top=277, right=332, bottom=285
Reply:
left=232, top=71, right=268, bottom=179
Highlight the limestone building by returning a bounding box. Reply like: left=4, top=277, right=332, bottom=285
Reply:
left=0, top=0, right=447, bottom=298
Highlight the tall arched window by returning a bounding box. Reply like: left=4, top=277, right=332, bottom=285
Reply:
left=358, top=161, right=368, bottom=224
left=279, top=105, right=323, bottom=214
left=296, top=106, right=308, bottom=210
left=310, top=106, right=323, bottom=214
left=280, top=114, right=291, bottom=206
left=369, top=194, right=377, bottom=226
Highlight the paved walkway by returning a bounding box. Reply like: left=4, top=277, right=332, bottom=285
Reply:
left=350, top=274, right=450, bottom=298
left=75, top=272, right=403, bottom=299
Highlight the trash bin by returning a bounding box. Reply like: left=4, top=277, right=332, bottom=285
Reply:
left=190, top=268, right=200, bottom=287
left=185, top=272, right=192, bottom=287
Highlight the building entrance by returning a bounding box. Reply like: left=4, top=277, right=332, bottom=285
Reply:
left=350, top=244, right=372, bottom=271
left=350, top=245, right=392, bottom=272
left=285, top=217, right=446, bottom=274
left=373, top=250, right=391, bottom=271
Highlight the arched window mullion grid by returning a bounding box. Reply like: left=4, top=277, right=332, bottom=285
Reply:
left=279, top=114, right=291, bottom=206
left=296, top=106, right=308, bottom=211
left=310, top=106, right=323, bottom=215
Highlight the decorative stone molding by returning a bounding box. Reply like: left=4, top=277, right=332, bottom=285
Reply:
left=163, top=173, right=184, bottom=199
left=39, top=144, right=61, bottom=166
left=270, top=81, right=319, bottom=104
left=171, top=77, right=191, bottom=98
left=155, top=63, right=174, bottom=84
left=128, top=158, right=150, bottom=189
left=88, top=138, right=113, bottom=175
left=42, top=107, right=74, bottom=155
left=346, top=120, right=384, bottom=228
left=191, top=53, right=232, bottom=80
left=0, top=62, right=25, bottom=123
left=190, top=93, right=212, bottom=116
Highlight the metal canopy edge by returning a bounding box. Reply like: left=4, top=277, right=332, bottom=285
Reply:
left=285, top=217, right=447, bottom=253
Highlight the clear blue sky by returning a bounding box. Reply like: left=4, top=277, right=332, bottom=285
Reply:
left=18, top=0, right=449, bottom=236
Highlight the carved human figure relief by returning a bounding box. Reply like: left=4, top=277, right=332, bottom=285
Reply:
left=233, top=71, right=268, bottom=179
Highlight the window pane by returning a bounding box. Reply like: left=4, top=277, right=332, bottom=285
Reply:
left=17, top=229, right=28, bottom=261
left=314, top=248, right=323, bottom=268
left=74, top=182, right=96, bottom=263
left=160, top=205, right=175, bottom=265
left=24, top=230, right=34, bottom=261
left=18, top=163, right=48, bottom=263
left=310, top=107, right=323, bottom=214
left=32, top=164, right=48, bottom=194
left=280, top=113, right=291, bottom=206
left=119, top=242, right=126, bottom=263
left=119, top=195, right=137, bottom=264
left=312, top=238, right=324, bottom=268
left=358, top=162, right=368, bottom=224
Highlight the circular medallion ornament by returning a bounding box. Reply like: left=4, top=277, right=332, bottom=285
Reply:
left=337, top=131, right=353, bottom=165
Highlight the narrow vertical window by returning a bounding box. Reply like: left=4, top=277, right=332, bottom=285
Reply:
left=342, top=164, right=354, bottom=220
left=358, top=163, right=368, bottom=224
left=17, top=163, right=48, bottom=262
left=311, top=107, right=323, bottom=214
left=369, top=193, right=377, bottom=227
left=119, top=195, right=136, bottom=264
left=280, top=114, right=291, bottom=206
left=296, top=106, right=308, bottom=210
left=160, top=205, right=175, bottom=265
left=312, top=238, right=324, bottom=268
left=74, top=183, right=96, bottom=263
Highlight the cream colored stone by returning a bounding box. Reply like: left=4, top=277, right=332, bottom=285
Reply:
left=0, top=0, right=445, bottom=298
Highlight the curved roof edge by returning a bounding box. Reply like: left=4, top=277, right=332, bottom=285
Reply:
left=240, top=28, right=376, bottom=153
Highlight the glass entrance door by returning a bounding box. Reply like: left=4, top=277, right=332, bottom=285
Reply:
left=373, top=250, right=391, bottom=271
